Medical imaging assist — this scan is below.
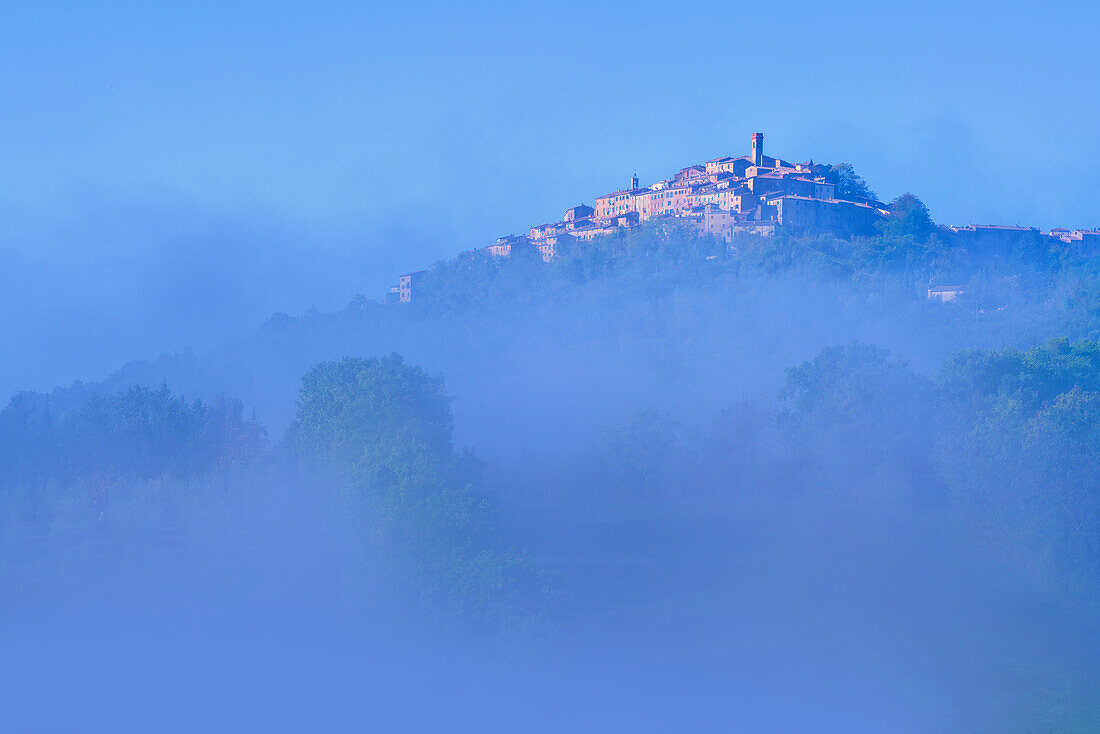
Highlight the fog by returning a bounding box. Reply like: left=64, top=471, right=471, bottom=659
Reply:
left=3, top=222, right=1100, bottom=731
left=6, top=0, right=1100, bottom=727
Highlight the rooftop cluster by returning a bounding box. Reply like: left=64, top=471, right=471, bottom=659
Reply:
left=490, top=132, right=881, bottom=263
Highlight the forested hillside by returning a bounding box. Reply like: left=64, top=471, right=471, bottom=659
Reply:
left=4, top=210, right=1100, bottom=730
left=71, top=202, right=1100, bottom=454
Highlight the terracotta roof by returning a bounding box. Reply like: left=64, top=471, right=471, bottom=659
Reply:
left=771, top=194, right=874, bottom=208
left=596, top=187, right=649, bottom=200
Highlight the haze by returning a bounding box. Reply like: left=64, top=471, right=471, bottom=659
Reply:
left=2, top=2, right=1100, bottom=732
left=2, top=1, right=1099, bottom=395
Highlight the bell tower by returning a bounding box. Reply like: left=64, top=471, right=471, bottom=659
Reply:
left=751, top=132, right=764, bottom=167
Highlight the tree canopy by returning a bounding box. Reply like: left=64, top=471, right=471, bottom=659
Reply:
left=825, top=162, right=877, bottom=201
left=877, top=193, right=935, bottom=241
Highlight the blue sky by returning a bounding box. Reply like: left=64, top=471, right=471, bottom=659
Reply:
left=1, top=0, right=1098, bottom=394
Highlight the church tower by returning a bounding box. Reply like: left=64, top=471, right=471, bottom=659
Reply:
left=751, top=132, right=764, bottom=167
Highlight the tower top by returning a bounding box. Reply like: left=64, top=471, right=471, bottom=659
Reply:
left=751, top=132, right=764, bottom=167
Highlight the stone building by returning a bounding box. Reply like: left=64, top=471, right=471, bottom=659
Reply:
left=771, top=195, right=877, bottom=233
left=535, top=232, right=576, bottom=261
left=948, top=225, right=1043, bottom=252
left=564, top=204, right=595, bottom=222
left=398, top=271, right=425, bottom=303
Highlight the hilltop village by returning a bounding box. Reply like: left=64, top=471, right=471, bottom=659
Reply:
left=493, top=132, right=879, bottom=261
left=392, top=133, right=1099, bottom=302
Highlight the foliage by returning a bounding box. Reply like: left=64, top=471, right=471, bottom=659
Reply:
left=876, top=193, right=935, bottom=241
left=778, top=343, right=937, bottom=496
left=938, top=338, right=1100, bottom=415
left=0, top=358, right=554, bottom=636
left=402, top=211, right=1098, bottom=348
left=287, top=354, right=457, bottom=502
left=600, top=409, right=681, bottom=498
left=824, top=162, right=877, bottom=201
left=0, top=383, right=266, bottom=487
left=285, top=354, right=554, bottom=631
left=930, top=340, right=1100, bottom=583
left=6, top=209, right=1100, bottom=640
left=773, top=338, right=1100, bottom=588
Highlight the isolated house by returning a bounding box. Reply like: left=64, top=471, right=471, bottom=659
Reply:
left=398, top=271, right=426, bottom=303
left=927, top=285, right=965, bottom=303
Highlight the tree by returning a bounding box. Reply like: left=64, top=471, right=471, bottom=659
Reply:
left=286, top=354, right=552, bottom=630
left=933, top=340, right=1100, bottom=585
left=0, top=383, right=266, bottom=488
left=288, top=354, right=458, bottom=502
left=877, top=193, right=935, bottom=241
left=778, top=343, right=935, bottom=495
left=824, top=162, right=877, bottom=201
left=937, top=338, right=1100, bottom=415
left=600, top=409, right=680, bottom=498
